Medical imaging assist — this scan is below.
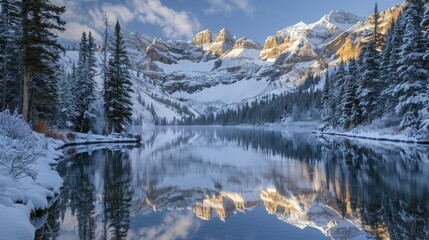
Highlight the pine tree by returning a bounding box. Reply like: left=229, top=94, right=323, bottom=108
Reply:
left=86, top=32, right=97, bottom=91
left=58, top=63, right=78, bottom=127
left=333, top=62, right=346, bottom=124
left=421, top=6, right=429, bottom=68
left=0, top=0, right=21, bottom=111
left=422, top=6, right=429, bottom=37
left=379, top=20, right=397, bottom=115
left=21, top=0, right=65, bottom=122
left=381, top=15, right=404, bottom=115
left=74, top=32, right=97, bottom=132
left=373, top=3, right=384, bottom=50
left=395, top=0, right=428, bottom=135
left=341, top=59, right=358, bottom=129
left=102, top=14, right=111, bottom=134
left=321, top=69, right=333, bottom=128
left=75, top=32, right=89, bottom=131
left=105, top=21, right=134, bottom=134
left=356, top=40, right=380, bottom=124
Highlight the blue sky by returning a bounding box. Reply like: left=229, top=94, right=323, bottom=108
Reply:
left=53, top=0, right=404, bottom=44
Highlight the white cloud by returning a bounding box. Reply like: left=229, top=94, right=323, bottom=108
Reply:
left=130, top=212, right=200, bottom=240
left=53, top=0, right=201, bottom=42
left=89, top=4, right=136, bottom=30
left=204, top=0, right=254, bottom=15
left=131, top=0, right=201, bottom=39
left=59, top=22, right=102, bottom=42
left=233, top=0, right=254, bottom=14
left=204, top=0, right=234, bottom=15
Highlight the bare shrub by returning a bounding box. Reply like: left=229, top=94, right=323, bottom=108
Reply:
left=0, top=111, right=38, bottom=180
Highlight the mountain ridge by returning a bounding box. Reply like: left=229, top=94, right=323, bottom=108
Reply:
left=61, top=2, right=404, bottom=126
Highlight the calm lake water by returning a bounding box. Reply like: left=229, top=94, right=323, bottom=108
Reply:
left=35, top=127, right=429, bottom=240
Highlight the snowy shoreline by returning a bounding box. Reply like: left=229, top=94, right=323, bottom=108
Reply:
left=315, top=130, right=429, bottom=144
left=0, top=119, right=141, bottom=240
left=58, top=132, right=142, bottom=148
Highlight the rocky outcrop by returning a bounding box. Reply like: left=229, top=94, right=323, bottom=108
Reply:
left=146, top=44, right=176, bottom=64
left=215, top=28, right=234, bottom=44
left=232, top=37, right=262, bottom=50
left=208, top=28, right=236, bottom=56
left=192, top=29, right=213, bottom=46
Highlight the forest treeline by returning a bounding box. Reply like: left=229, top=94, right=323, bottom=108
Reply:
left=0, top=0, right=133, bottom=134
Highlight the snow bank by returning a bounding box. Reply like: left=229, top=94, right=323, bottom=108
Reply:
left=60, top=132, right=141, bottom=146
left=316, top=125, right=429, bottom=144
left=0, top=111, right=63, bottom=239
left=0, top=204, right=35, bottom=239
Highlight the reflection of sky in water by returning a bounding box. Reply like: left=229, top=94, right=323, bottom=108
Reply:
left=127, top=208, right=329, bottom=240
left=36, top=127, right=429, bottom=240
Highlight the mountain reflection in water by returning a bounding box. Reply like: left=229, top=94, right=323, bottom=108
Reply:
left=35, top=127, right=429, bottom=240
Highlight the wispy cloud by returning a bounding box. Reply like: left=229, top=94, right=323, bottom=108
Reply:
left=131, top=0, right=201, bottom=39
left=53, top=0, right=201, bottom=42
left=128, top=212, right=200, bottom=240
left=60, top=22, right=102, bottom=42
left=204, top=0, right=254, bottom=16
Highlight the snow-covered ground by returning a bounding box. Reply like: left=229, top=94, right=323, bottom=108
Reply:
left=172, top=78, right=271, bottom=105
left=0, top=112, right=64, bottom=239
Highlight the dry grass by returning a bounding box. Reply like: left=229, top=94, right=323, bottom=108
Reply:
left=33, top=121, right=67, bottom=140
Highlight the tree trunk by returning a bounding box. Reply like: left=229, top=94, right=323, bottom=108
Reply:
left=103, top=16, right=109, bottom=135
left=22, top=66, right=30, bottom=121
left=22, top=0, right=29, bottom=121
left=1, top=13, right=6, bottom=110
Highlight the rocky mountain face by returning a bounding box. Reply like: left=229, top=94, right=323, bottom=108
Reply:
left=261, top=11, right=364, bottom=62
left=328, top=4, right=402, bottom=61
left=61, top=2, right=403, bottom=125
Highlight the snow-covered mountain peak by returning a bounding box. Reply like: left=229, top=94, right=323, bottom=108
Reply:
left=318, top=10, right=364, bottom=29
left=215, top=28, right=235, bottom=43
left=277, top=11, right=362, bottom=39
left=192, top=29, right=214, bottom=46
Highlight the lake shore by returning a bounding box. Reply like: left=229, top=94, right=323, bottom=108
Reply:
left=0, top=116, right=141, bottom=240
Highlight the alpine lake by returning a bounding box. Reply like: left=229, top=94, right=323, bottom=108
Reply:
left=34, top=126, right=429, bottom=240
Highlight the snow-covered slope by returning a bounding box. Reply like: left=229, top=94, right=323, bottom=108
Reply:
left=261, top=11, right=365, bottom=61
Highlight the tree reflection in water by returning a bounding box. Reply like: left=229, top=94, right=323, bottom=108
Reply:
left=36, top=127, right=429, bottom=240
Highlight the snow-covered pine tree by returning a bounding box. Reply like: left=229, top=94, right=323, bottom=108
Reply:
left=321, top=69, right=333, bottom=128
left=421, top=5, right=429, bottom=68
left=355, top=3, right=383, bottom=124
left=356, top=40, right=380, bottom=124
left=86, top=32, right=97, bottom=91
left=333, top=62, right=346, bottom=125
left=419, top=3, right=429, bottom=136
left=85, top=32, right=98, bottom=131
left=373, top=3, right=384, bottom=50
left=0, top=0, right=22, bottom=111
left=341, top=59, right=359, bottom=129
left=105, top=21, right=134, bottom=134
left=74, top=32, right=97, bottom=132
left=381, top=14, right=404, bottom=116
left=58, top=63, right=78, bottom=128
left=21, top=0, right=65, bottom=122
left=75, top=32, right=88, bottom=131
left=395, top=0, right=428, bottom=135
left=378, top=20, right=395, bottom=115
left=422, top=5, right=428, bottom=37
left=102, top=13, right=111, bottom=135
